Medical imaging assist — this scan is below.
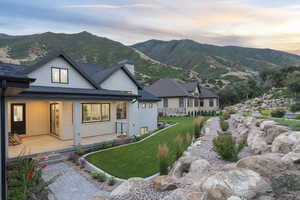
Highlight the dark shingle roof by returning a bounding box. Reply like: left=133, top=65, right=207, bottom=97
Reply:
left=146, top=78, right=218, bottom=98
left=0, top=63, right=34, bottom=81
left=138, top=90, right=160, bottom=102
left=145, top=79, right=191, bottom=97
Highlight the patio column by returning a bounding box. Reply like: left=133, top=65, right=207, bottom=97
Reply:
left=73, top=101, right=81, bottom=146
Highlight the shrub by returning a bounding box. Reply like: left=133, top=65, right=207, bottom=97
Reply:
left=67, top=152, right=79, bottom=163
left=220, top=120, right=229, bottom=131
left=290, top=104, right=300, bottom=113
left=271, top=109, right=286, bottom=118
left=108, top=176, right=116, bottom=186
left=213, top=132, right=246, bottom=161
left=157, top=144, right=169, bottom=175
left=174, top=135, right=183, bottom=159
left=194, top=117, right=204, bottom=138
left=8, top=154, right=59, bottom=200
left=91, top=171, right=106, bottom=182
left=260, top=109, right=272, bottom=116
left=185, top=134, right=192, bottom=148
left=221, top=112, right=231, bottom=120
left=75, top=148, right=86, bottom=156
left=226, top=108, right=236, bottom=115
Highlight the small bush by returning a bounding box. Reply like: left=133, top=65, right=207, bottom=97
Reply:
left=220, top=120, right=229, bottom=131
left=157, top=144, right=169, bottom=175
left=213, top=132, right=246, bottom=161
left=260, top=109, right=272, bottom=116
left=271, top=109, right=286, bottom=118
left=290, top=104, right=300, bottom=113
left=221, top=112, right=231, bottom=120
left=91, top=171, right=106, bottom=182
left=226, top=108, right=236, bottom=115
left=75, top=148, right=86, bottom=156
left=108, top=176, right=116, bottom=186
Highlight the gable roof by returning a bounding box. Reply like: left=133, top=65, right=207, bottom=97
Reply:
left=138, top=89, right=161, bottom=102
left=77, top=61, right=142, bottom=89
left=146, top=78, right=218, bottom=98
left=21, top=51, right=100, bottom=89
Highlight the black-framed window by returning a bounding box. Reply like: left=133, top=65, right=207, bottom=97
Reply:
left=82, top=103, right=110, bottom=123
left=140, top=127, right=148, bottom=135
left=163, top=98, right=168, bottom=108
left=209, top=99, right=214, bottom=107
left=51, top=67, right=69, bottom=84
left=200, top=100, right=204, bottom=107
left=187, top=98, right=193, bottom=107
left=117, top=102, right=127, bottom=119
left=194, top=99, right=199, bottom=107
left=179, top=97, right=184, bottom=107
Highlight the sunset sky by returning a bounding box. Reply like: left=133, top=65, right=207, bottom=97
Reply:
left=1, top=0, right=300, bottom=54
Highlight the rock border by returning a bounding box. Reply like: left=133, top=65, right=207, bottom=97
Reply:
left=81, top=123, right=178, bottom=182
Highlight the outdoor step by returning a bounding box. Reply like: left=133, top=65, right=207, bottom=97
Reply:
left=42, top=158, right=65, bottom=165
left=40, top=153, right=65, bottom=165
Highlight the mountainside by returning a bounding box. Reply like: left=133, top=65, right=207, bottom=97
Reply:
left=0, top=32, right=191, bottom=83
left=132, top=39, right=300, bottom=83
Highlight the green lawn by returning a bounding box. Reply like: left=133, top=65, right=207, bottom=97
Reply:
left=86, top=117, right=207, bottom=179
left=256, top=116, right=300, bottom=131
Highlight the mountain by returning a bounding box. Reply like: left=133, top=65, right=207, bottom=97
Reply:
left=132, top=39, right=300, bottom=84
left=0, top=32, right=191, bottom=84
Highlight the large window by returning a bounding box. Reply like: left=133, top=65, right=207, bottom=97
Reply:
left=117, top=102, right=127, bottom=119
left=179, top=97, right=184, bottom=107
left=209, top=99, right=214, bottom=107
left=194, top=99, right=199, bottom=107
left=51, top=67, right=69, bottom=84
left=140, top=127, right=148, bottom=135
left=163, top=98, right=168, bottom=108
left=82, top=103, right=110, bottom=123
left=187, top=98, right=193, bottom=107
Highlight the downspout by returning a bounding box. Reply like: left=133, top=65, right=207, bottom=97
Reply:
left=1, top=80, right=7, bottom=200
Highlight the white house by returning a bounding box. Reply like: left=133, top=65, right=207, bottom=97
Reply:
left=0, top=52, right=160, bottom=158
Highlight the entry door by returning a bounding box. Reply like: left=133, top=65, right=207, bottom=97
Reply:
left=11, top=104, right=26, bottom=135
left=50, top=104, right=60, bottom=136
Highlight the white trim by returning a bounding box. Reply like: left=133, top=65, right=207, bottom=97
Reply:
left=81, top=123, right=178, bottom=181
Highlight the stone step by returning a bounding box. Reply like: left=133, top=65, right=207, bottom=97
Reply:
left=40, top=153, right=64, bottom=165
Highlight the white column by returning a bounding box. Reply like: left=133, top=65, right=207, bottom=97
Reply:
left=73, top=102, right=81, bottom=146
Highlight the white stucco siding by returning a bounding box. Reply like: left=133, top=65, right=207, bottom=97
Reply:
left=137, top=102, right=158, bottom=135
left=100, top=69, right=138, bottom=95
left=28, top=57, right=94, bottom=89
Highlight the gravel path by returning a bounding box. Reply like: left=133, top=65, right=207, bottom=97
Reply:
left=188, top=117, right=253, bottom=171
left=43, top=162, right=110, bottom=200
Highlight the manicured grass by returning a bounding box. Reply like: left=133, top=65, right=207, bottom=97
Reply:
left=274, top=119, right=300, bottom=131
left=86, top=117, right=208, bottom=179
left=256, top=116, right=300, bottom=131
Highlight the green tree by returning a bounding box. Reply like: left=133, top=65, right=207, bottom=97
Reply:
left=286, top=72, right=300, bottom=97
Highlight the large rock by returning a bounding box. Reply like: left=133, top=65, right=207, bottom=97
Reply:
left=170, top=155, right=197, bottom=178
left=263, top=125, right=290, bottom=144
left=111, top=178, right=150, bottom=197
left=247, top=129, right=269, bottom=154
left=184, top=159, right=210, bottom=181
left=162, top=188, right=204, bottom=200
left=227, top=196, right=242, bottom=200
left=200, top=168, right=270, bottom=200
left=281, top=152, right=300, bottom=166
left=260, top=121, right=277, bottom=131
left=153, top=176, right=178, bottom=191
left=236, top=153, right=286, bottom=177
left=272, top=132, right=300, bottom=154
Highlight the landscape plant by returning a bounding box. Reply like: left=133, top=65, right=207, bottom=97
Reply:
left=213, top=132, right=246, bottom=161
left=174, top=135, right=184, bottom=159
left=271, top=109, right=286, bottom=118
left=108, top=176, right=116, bottom=186
left=220, top=119, right=229, bottom=131
left=8, top=153, right=59, bottom=200
left=290, top=104, right=300, bottom=113
left=75, top=148, right=86, bottom=156
left=194, top=116, right=204, bottom=138
left=91, top=171, right=107, bottom=182
left=157, top=144, right=169, bottom=175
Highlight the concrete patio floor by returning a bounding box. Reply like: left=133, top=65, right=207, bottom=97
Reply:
left=9, top=134, right=117, bottom=158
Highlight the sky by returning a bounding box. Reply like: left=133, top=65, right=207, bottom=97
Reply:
left=1, top=0, right=300, bottom=54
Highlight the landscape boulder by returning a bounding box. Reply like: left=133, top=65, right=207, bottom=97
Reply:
left=247, top=129, right=269, bottom=154
left=162, top=188, right=205, bottom=200
left=110, top=178, right=150, bottom=197
left=153, top=176, right=178, bottom=191
left=260, top=121, right=277, bottom=131
left=272, top=132, right=300, bottom=154
left=170, top=155, right=197, bottom=178
left=236, top=153, right=286, bottom=178
left=200, top=168, right=270, bottom=200
left=263, top=125, right=289, bottom=144
left=184, top=159, right=210, bottom=182
left=281, top=152, right=300, bottom=166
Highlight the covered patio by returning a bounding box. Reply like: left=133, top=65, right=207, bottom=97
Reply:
left=8, top=134, right=118, bottom=158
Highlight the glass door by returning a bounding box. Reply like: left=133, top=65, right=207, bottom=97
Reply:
left=50, top=103, right=60, bottom=136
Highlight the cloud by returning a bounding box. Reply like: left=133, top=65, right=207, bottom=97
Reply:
left=63, top=3, right=161, bottom=9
